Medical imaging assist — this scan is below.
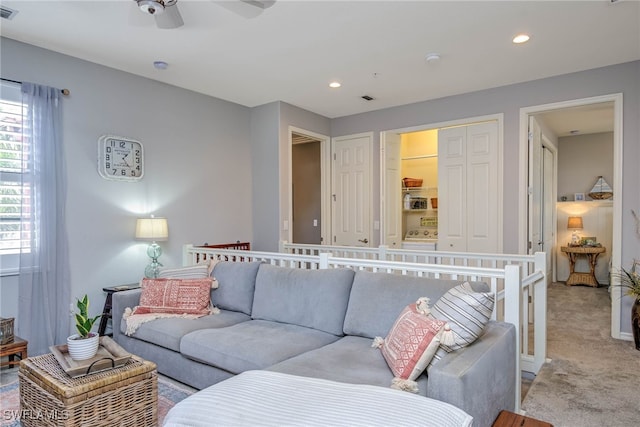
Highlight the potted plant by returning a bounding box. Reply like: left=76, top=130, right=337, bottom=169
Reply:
left=67, top=295, right=101, bottom=361
left=613, top=260, right=640, bottom=351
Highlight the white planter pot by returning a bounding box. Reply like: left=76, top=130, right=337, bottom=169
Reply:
left=67, top=333, right=100, bottom=361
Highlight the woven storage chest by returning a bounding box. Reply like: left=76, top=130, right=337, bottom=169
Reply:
left=19, top=353, right=157, bottom=427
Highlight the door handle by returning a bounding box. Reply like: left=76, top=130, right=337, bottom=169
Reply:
left=358, top=238, right=369, bottom=244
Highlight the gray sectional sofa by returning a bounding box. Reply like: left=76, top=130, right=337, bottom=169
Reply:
left=112, top=261, right=516, bottom=427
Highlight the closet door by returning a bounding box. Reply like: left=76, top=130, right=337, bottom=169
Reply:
left=466, top=122, right=499, bottom=253
left=438, top=122, right=499, bottom=253
left=438, top=127, right=467, bottom=251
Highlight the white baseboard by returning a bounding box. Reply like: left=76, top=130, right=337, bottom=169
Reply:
left=618, top=332, right=633, bottom=342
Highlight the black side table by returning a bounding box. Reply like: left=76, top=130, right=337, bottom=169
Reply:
left=98, top=283, right=140, bottom=336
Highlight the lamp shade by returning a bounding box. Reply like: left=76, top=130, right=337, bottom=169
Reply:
left=135, top=217, right=168, bottom=241
left=567, top=216, right=583, bottom=230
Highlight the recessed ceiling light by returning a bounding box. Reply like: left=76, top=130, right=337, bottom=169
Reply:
left=513, top=34, right=530, bottom=44
left=329, top=81, right=341, bottom=88
left=153, top=61, right=168, bottom=70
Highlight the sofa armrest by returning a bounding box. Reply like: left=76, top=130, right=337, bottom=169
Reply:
left=426, top=322, right=516, bottom=427
left=111, top=289, right=142, bottom=343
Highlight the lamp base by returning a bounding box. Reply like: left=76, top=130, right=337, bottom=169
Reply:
left=144, top=242, right=163, bottom=278
left=571, top=231, right=581, bottom=245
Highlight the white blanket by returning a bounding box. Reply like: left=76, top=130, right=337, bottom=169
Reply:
left=163, top=370, right=473, bottom=427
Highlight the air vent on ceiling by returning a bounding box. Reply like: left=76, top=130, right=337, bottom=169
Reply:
left=361, top=95, right=375, bottom=101
left=1, top=5, right=18, bottom=20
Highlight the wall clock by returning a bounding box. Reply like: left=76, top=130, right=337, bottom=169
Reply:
left=97, top=135, right=144, bottom=181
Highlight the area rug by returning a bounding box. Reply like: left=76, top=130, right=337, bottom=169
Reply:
left=0, top=374, right=193, bottom=427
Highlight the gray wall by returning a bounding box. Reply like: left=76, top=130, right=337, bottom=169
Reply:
left=0, top=37, right=253, bottom=333
left=331, top=61, right=639, bottom=260
left=557, top=132, right=614, bottom=201
left=250, top=102, right=280, bottom=251
left=248, top=101, right=330, bottom=252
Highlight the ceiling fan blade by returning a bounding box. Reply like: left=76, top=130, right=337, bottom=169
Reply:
left=213, top=0, right=275, bottom=19
left=155, top=3, right=184, bottom=29
left=240, top=0, right=275, bottom=9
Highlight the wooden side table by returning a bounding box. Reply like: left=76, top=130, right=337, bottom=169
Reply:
left=561, top=246, right=606, bottom=287
left=0, top=336, right=28, bottom=368
left=493, top=410, right=553, bottom=427
left=98, top=283, right=140, bottom=336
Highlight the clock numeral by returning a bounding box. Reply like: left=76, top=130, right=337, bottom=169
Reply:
left=110, top=140, right=115, bottom=147
left=135, top=150, right=140, bottom=156
left=106, top=147, right=111, bottom=153
left=121, top=169, right=126, bottom=176
left=119, top=141, right=126, bottom=148
left=136, top=165, right=140, bottom=171
left=131, top=170, right=136, bottom=176
left=112, top=168, right=117, bottom=175
left=105, top=154, right=110, bottom=161
left=135, top=158, right=140, bottom=164
left=106, top=162, right=110, bottom=169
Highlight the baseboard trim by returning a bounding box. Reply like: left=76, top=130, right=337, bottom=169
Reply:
left=618, top=332, right=633, bottom=341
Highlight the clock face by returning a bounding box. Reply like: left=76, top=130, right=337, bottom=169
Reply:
left=98, top=135, right=144, bottom=181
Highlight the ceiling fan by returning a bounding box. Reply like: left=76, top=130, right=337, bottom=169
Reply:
left=134, top=0, right=276, bottom=29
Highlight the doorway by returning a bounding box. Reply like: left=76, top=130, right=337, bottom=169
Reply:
left=288, top=127, right=330, bottom=245
left=519, top=94, right=623, bottom=339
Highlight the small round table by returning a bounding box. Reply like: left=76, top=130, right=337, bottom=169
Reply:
left=561, top=245, right=606, bottom=287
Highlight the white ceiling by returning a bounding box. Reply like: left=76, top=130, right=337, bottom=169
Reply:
left=1, top=0, right=639, bottom=120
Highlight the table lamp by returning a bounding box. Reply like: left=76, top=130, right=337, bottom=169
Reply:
left=135, top=216, right=169, bottom=278
left=567, top=216, right=583, bottom=246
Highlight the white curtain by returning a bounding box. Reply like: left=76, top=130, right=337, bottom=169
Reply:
left=18, top=83, right=70, bottom=356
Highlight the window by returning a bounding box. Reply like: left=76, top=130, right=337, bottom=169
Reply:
left=0, top=81, right=27, bottom=274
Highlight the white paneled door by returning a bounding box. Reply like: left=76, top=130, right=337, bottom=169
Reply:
left=381, top=131, right=402, bottom=248
left=438, top=122, right=500, bottom=253
left=332, top=133, right=372, bottom=247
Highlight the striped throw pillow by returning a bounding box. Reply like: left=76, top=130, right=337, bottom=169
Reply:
left=428, top=282, right=495, bottom=368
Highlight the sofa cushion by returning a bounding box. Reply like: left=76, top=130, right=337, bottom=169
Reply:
left=211, top=261, right=261, bottom=315
left=344, top=271, right=489, bottom=339
left=180, top=320, right=340, bottom=374
left=119, top=309, right=251, bottom=352
left=251, top=264, right=355, bottom=336
left=266, top=335, right=429, bottom=395
left=378, top=303, right=446, bottom=381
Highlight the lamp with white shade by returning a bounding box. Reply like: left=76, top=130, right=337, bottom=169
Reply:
left=135, top=216, right=168, bottom=278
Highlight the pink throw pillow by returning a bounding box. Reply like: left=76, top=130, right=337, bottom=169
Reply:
left=380, top=303, right=446, bottom=381
left=135, top=278, right=213, bottom=315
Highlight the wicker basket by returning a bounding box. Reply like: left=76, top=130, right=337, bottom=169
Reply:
left=19, top=353, right=157, bottom=427
left=402, top=177, right=423, bottom=188
left=0, top=317, right=14, bottom=345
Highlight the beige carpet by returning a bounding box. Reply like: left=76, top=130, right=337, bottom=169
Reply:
left=521, top=283, right=640, bottom=426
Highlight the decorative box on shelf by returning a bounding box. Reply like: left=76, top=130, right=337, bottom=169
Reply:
left=0, top=317, right=15, bottom=345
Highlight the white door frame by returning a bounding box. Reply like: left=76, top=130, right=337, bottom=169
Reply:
left=287, top=126, right=331, bottom=245
left=380, top=114, right=504, bottom=250
left=518, top=93, right=624, bottom=339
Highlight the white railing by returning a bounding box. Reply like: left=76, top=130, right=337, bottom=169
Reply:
left=183, top=244, right=548, bottom=412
